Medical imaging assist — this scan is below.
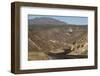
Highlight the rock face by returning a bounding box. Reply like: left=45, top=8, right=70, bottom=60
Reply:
left=28, top=17, right=88, bottom=60
left=68, top=34, right=88, bottom=55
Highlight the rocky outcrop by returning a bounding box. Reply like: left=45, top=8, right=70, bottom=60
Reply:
left=68, top=33, right=88, bottom=55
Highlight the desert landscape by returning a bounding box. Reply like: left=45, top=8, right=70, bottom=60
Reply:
left=28, top=16, right=88, bottom=61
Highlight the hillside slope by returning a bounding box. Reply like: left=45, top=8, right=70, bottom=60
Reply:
left=28, top=25, right=88, bottom=60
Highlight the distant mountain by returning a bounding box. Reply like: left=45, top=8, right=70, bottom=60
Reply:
left=28, top=17, right=67, bottom=26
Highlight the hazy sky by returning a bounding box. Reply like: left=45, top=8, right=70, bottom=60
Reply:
left=28, top=15, right=88, bottom=25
